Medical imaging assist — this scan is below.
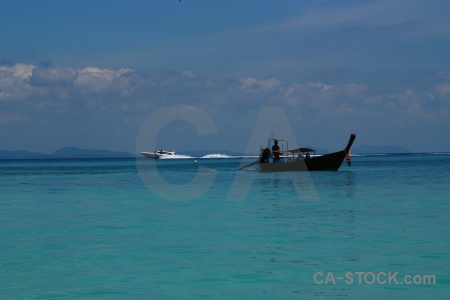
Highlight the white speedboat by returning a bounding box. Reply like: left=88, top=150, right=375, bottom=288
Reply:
left=140, top=150, right=175, bottom=159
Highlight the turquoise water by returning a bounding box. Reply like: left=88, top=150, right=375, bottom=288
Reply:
left=1, top=154, right=449, bottom=299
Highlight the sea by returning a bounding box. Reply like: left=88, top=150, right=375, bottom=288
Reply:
left=1, top=153, right=449, bottom=299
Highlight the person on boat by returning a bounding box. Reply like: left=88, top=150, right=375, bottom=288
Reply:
left=260, top=148, right=271, bottom=163
left=272, top=139, right=281, bottom=163
left=305, top=153, right=311, bottom=160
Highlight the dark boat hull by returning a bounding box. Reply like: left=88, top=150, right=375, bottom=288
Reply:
left=258, top=134, right=356, bottom=172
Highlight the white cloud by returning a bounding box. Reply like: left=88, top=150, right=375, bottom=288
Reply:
left=74, top=67, right=135, bottom=93
left=0, top=63, right=36, bottom=79
left=0, top=64, right=37, bottom=100
left=1, top=63, right=448, bottom=120
left=240, top=77, right=281, bottom=94
left=283, top=82, right=337, bottom=108
left=1, top=62, right=449, bottom=153
left=182, top=70, right=194, bottom=79
left=435, top=84, right=450, bottom=96
left=266, top=1, right=412, bottom=36
left=380, top=88, right=450, bottom=122
left=0, top=64, right=134, bottom=101
left=30, top=67, right=78, bottom=86
left=271, top=0, right=445, bottom=38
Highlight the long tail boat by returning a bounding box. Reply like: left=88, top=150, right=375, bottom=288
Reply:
left=240, top=134, right=356, bottom=172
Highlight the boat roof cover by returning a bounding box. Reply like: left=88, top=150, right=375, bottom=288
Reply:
left=287, top=147, right=315, bottom=153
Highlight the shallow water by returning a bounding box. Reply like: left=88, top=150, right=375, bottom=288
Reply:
left=1, top=154, right=449, bottom=298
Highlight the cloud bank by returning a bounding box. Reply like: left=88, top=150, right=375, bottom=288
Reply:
left=1, top=63, right=449, bottom=153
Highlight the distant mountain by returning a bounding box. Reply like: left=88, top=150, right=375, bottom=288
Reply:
left=0, top=150, right=46, bottom=159
left=51, top=147, right=134, bottom=158
left=0, top=147, right=134, bottom=159
left=353, top=144, right=411, bottom=154
left=1, top=143, right=413, bottom=159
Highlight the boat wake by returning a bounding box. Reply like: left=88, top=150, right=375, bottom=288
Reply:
left=159, top=154, right=192, bottom=159
left=158, top=153, right=256, bottom=159
left=202, top=153, right=235, bottom=159
left=350, top=153, right=387, bottom=157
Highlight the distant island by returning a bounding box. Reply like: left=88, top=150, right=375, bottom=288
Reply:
left=352, top=144, right=411, bottom=154
left=0, top=144, right=414, bottom=160
left=0, top=147, right=134, bottom=159
left=179, top=145, right=412, bottom=156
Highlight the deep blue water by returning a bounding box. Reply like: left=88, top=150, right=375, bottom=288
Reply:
left=1, top=154, right=449, bottom=299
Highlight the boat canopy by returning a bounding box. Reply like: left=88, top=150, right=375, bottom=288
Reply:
left=266, top=138, right=315, bottom=154
left=286, top=147, right=315, bottom=154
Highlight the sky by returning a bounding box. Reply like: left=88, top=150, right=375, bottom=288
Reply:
left=1, top=0, right=449, bottom=154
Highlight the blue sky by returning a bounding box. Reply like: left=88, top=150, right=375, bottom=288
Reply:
left=1, top=0, right=449, bottom=154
